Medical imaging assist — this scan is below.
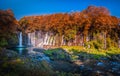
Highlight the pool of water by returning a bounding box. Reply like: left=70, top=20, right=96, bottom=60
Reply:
left=9, top=47, right=28, bottom=55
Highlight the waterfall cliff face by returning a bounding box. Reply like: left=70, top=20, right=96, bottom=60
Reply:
left=25, top=31, right=89, bottom=48
left=25, top=31, right=59, bottom=48
left=23, top=31, right=89, bottom=48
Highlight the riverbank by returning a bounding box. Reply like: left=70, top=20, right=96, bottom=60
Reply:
left=0, top=47, right=120, bottom=76
left=44, top=47, right=120, bottom=76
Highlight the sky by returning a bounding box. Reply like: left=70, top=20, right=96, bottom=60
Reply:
left=0, top=0, right=120, bottom=20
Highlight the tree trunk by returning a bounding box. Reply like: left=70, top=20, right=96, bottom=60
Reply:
left=80, top=33, right=84, bottom=46
left=118, top=38, right=120, bottom=48
left=104, top=32, right=107, bottom=49
left=61, top=35, right=64, bottom=46
left=74, top=35, right=77, bottom=46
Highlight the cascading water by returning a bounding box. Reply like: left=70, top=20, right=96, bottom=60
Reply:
left=28, top=33, right=31, bottom=46
left=18, top=32, right=23, bottom=47
left=14, top=32, right=26, bottom=55
left=44, top=33, right=48, bottom=45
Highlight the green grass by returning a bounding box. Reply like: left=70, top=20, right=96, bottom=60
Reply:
left=44, top=46, right=120, bottom=60
left=61, top=46, right=120, bottom=59
left=44, top=48, right=67, bottom=60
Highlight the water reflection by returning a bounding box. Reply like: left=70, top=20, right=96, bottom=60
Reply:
left=13, top=47, right=28, bottom=55
left=16, top=48, right=24, bottom=55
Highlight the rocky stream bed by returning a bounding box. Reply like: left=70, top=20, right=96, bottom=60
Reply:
left=0, top=48, right=120, bottom=76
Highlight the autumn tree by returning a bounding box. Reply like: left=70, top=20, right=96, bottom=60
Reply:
left=19, top=6, right=120, bottom=48
left=0, top=9, right=18, bottom=47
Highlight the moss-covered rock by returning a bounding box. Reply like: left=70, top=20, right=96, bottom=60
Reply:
left=44, top=48, right=70, bottom=61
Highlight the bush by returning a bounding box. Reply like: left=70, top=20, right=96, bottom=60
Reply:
left=0, top=38, right=8, bottom=47
left=44, top=48, right=69, bottom=60
left=7, top=34, right=18, bottom=46
left=107, top=47, right=120, bottom=54
left=85, top=40, right=103, bottom=49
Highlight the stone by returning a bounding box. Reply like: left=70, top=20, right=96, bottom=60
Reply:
left=33, top=48, right=45, bottom=52
left=97, top=62, right=105, bottom=67
left=79, top=65, right=85, bottom=70
left=74, top=60, right=83, bottom=65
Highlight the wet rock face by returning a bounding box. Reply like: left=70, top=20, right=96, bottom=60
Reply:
left=109, top=61, right=120, bottom=75
left=78, top=58, right=120, bottom=76
left=2, top=48, right=120, bottom=76
left=44, top=48, right=71, bottom=61
left=27, top=49, right=51, bottom=62
left=33, top=48, right=45, bottom=52
left=0, top=49, right=18, bottom=59
left=43, top=48, right=120, bottom=76
left=110, top=54, right=120, bottom=62
left=27, top=54, right=50, bottom=62
left=51, top=60, right=80, bottom=73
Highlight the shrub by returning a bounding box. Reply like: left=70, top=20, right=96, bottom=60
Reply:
left=0, top=38, right=8, bottom=47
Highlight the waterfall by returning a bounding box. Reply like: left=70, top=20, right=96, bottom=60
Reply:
left=44, top=33, right=48, bottom=45
left=53, top=36, right=56, bottom=46
left=49, top=36, right=53, bottom=45
left=47, top=36, right=50, bottom=45
left=28, top=33, right=31, bottom=46
left=18, top=32, right=23, bottom=47
left=30, top=32, right=35, bottom=46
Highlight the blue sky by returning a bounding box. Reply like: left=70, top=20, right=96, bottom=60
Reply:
left=0, top=0, right=120, bottom=20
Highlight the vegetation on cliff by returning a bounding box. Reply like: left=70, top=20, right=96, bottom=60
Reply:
left=19, top=6, right=120, bottom=49
left=0, top=9, right=18, bottom=47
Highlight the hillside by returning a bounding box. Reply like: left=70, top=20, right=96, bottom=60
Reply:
left=19, top=6, right=120, bottom=49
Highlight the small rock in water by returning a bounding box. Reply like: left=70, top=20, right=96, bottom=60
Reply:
left=112, top=67, right=119, bottom=72
left=97, top=62, right=105, bottom=67
left=96, top=70, right=101, bottom=74
left=33, top=48, right=45, bottom=52
left=100, top=57, right=108, bottom=60
left=74, top=60, right=83, bottom=65
left=80, top=65, right=85, bottom=70
left=41, top=57, right=50, bottom=62
left=111, top=61, right=119, bottom=66
left=93, top=70, right=105, bottom=76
